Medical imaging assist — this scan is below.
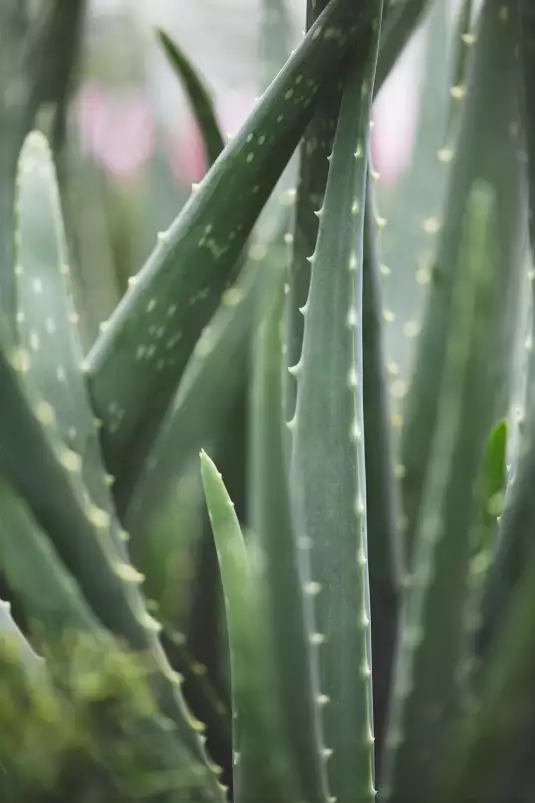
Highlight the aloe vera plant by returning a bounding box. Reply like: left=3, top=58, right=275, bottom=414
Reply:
left=2, top=0, right=535, bottom=801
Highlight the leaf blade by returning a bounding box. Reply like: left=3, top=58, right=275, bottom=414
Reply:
left=157, top=29, right=225, bottom=166
left=290, top=6, right=383, bottom=800
left=86, top=0, right=375, bottom=504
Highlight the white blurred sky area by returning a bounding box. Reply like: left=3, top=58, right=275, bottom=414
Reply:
left=79, top=0, right=471, bottom=184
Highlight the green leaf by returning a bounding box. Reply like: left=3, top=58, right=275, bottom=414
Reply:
left=0, top=1, right=85, bottom=329
left=290, top=5, right=383, bottom=801
left=0, top=2, right=27, bottom=327
left=14, top=130, right=126, bottom=558
left=443, top=0, right=474, bottom=146
left=475, top=0, right=535, bottom=660
left=378, top=0, right=451, bottom=443
left=477, top=353, right=535, bottom=657
left=375, top=0, right=433, bottom=93
left=85, top=0, right=375, bottom=507
left=125, top=259, right=260, bottom=533
left=362, top=181, right=402, bottom=758
left=0, top=476, right=215, bottom=803
left=0, top=475, right=115, bottom=641
left=399, top=0, right=526, bottom=562
left=286, top=0, right=438, bottom=420
left=381, top=180, right=508, bottom=803
left=249, top=260, right=328, bottom=803
left=200, top=450, right=292, bottom=802
left=284, top=0, right=344, bottom=419
left=436, top=528, right=535, bottom=803
left=259, top=0, right=294, bottom=89
left=474, top=420, right=508, bottom=538
left=519, top=0, right=535, bottom=253
left=0, top=312, right=224, bottom=801
left=0, top=598, right=44, bottom=675
left=457, top=419, right=508, bottom=699
left=157, top=30, right=225, bottom=166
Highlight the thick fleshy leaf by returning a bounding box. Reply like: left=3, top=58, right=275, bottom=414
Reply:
left=86, top=0, right=376, bottom=506
left=290, top=5, right=383, bottom=800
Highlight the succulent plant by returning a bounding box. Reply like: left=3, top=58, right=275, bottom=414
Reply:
left=1, top=0, right=535, bottom=802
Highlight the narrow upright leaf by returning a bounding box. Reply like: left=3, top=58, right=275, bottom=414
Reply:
left=461, top=420, right=508, bottom=691
left=157, top=30, right=225, bottom=166
left=519, top=0, right=535, bottom=252
left=378, top=0, right=451, bottom=422
left=201, top=451, right=292, bottom=802
left=259, top=0, right=294, bottom=90
left=477, top=0, right=535, bottom=659
left=284, top=0, right=344, bottom=418
left=290, top=5, right=383, bottom=801
left=375, top=0, right=433, bottom=92
left=437, top=527, right=535, bottom=803
left=381, top=182, right=508, bottom=803
left=443, top=0, right=474, bottom=145
left=250, top=263, right=328, bottom=803
left=362, top=181, right=402, bottom=758
left=399, top=0, right=526, bottom=559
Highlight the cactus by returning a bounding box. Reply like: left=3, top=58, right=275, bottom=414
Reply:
left=2, top=0, right=535, bottom=801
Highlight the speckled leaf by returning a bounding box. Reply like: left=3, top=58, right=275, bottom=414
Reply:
left=290, top=5, right=383, bottom=801
left=378, top=0, right=451, bottom=441
left=399, top=0, right=526, bottom=561
left=0, top=2, right=27, bottom=328
left=0, top=475, right=214, bottom=803
left=14, top=131, right=125, bottom=555
left=0, top=1, right=85, bottom=330
left=381, top=180, right=512, bottom=803
left=444, top=0, right=474, bottom=145
left=477, top=0, right=535, bottom=660
left=86, top=0, right=374, bottom=503
left=125, top=259, right=261, bottom=532
left=287, top=0, right=438, bottom=420
left=284, top=0, right=344, bottom=418
left=0, top=312, right=224, bottom=801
